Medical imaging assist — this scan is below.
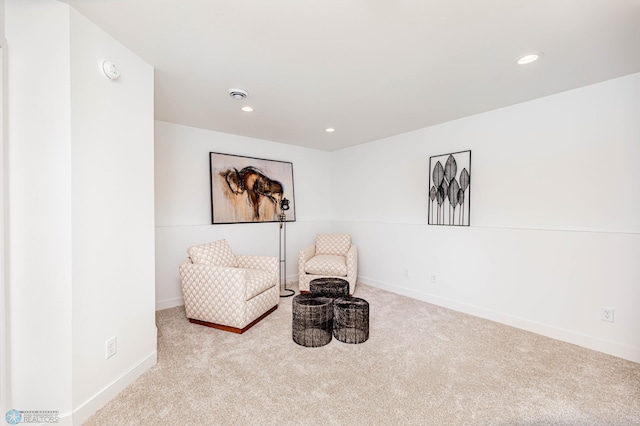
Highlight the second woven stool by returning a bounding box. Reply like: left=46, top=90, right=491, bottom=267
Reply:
left=333, top=297, right=369, bottom=344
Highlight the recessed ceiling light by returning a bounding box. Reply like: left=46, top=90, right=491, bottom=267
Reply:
left=516, top=52, right=543, bottom=65
left=241, top=106, right=254, bottom=112
left=325, top=128, right=335, bottom=133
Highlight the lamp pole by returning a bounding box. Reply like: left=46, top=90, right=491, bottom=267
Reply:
left=279, top=198, right=294, bottom=297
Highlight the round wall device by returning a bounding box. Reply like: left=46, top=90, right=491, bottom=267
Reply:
left=102, top=61, right=121, bottom=80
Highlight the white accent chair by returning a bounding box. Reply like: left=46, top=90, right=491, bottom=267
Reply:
left=179, top=239, right=279, bottom=334
left=298, top=234, right=358, bottom=295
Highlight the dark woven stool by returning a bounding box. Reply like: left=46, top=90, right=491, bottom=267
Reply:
left=333, top=297, right=369, bottom=344
left=310, top=277, right=349, bottom=298
left=292, top=294, right=334, bottom=347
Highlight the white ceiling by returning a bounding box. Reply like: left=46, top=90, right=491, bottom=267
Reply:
left=63, top=0, right=640, bottom=151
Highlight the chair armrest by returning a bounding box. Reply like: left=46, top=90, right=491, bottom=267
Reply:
left=298, top=245, right=316, bottom=276
left=346, top=244, right=358, bottom=284
left=235, top=255, right=278, bottom=277
left=346, top=244, right=357, bottom=262
left=179, top=263, right=248, bottom=301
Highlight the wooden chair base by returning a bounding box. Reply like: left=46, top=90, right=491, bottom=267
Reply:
left=188, top=305, right=278, bottom=334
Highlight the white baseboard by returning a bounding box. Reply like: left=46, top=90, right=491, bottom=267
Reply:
left=72, top=350, right=158, bottom=424
left=156, top=296, right=184, bottom=311
left=359, top=276, right=640, bottom=364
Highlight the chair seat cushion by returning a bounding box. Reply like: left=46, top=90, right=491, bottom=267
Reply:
left=245, top=269, right=275, bottom=300
left=304, top=255, right=347, bottom=276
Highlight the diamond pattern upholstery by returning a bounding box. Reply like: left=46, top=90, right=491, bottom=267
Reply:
left=304, top=255, right=347, bottom=276
left=180, top=240, right=278, bottom=332
left=187, top=239, right=236, bottom=267
left=315, top=234, right=351, bottom=256
left=244, top=269, right=274, bottom=300
left=298, top=234, right=357, bottom=295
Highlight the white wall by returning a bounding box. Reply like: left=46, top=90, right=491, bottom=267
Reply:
left=331, top=73, right=640, bottom=362
left=0, top=48, right=7, bottom=422
left=6, top=0, right=73, bottom=416
left=6, top=1, right=156, bottom=423
left=155, top=121, right=334, bottom=309
left=69, top=7, right=156, bottom=424
left=0, top=0, right=9, bottom=416
left=0, top=0, right=10, bottom=413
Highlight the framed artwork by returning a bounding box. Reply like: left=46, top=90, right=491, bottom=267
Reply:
left=428, top=150, right=471, bottom=226
left=210, top=152, right=296, bottom=224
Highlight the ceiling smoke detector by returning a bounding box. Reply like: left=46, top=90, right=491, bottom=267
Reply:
left=229, top=88, right=248, bottom=100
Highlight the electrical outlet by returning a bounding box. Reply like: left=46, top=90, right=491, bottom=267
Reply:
left=403, top=268, right=409, bottom=278
left=601, top=307, right=614, bottom=323
left=105, top=336, right=117, bottom=359
left=430, top=273, right=438, bottom=284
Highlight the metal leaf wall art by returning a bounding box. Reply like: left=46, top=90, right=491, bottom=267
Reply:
left=428, top=150, right=471, bottom=226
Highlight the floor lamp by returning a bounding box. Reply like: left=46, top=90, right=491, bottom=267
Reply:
left=279, top=198, right=295, bottom=297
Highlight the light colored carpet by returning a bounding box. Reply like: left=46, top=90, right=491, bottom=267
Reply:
left=85, top=283, right=640, bottom=425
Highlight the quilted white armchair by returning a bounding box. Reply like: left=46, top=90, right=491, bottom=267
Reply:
left=179, top=239, right=279, bottom=334
left=298, top=234, right=358, bottom=295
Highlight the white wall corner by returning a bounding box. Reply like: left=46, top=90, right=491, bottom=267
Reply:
left=72, top=350, right=157, bottom=425
left=156, top=296, right=184, bottom=311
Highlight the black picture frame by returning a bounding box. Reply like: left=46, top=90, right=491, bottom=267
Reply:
left=428, top=150, right=471, bottom=226
left=210, top=152, right=296, bottom=224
